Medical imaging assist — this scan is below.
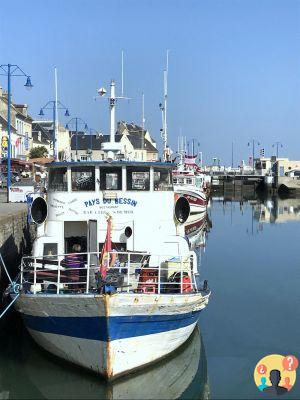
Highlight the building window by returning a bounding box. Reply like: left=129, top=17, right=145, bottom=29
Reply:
left=71, top=166, right=95, bottom=191
left=100, top=167, right=122, bottom=190
left=154, top=168, right=173, bottom=191
left=48, top=167, right=68, bottom=191
left=80, top=155, right=88, bottom=161
left=127, top=167, right=150, bottom=190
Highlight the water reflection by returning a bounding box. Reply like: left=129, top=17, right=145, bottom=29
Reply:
left=0, top=314, right=209, bottom=399
left=254, top=197, right=300, bottom=224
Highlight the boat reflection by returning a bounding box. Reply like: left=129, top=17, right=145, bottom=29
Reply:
left=0, top=315, right=209, bottom=399
left=185, top=210, right=211, bottom=250
left=254, top=197, right=300, bottom=224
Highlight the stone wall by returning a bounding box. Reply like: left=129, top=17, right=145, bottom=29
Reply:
left=0, top=209, right=36, bottom=284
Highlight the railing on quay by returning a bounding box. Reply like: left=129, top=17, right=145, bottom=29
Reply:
left=20, top=250, right=198, bottom=296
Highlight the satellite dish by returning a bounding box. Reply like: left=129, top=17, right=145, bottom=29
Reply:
left=98, top=87, right=107, bottom=96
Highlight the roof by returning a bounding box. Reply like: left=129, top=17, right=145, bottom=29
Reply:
left=70, top=133, right=121, bottom=150
left=126, top=135, right=158, bottom=152
left=32, top=122, right=52, bottom=143
left=0, top=114, right=17, bottom=132
left=46, top=160, right=176, bottom=168
left=29, top=157, right=54, bottom=164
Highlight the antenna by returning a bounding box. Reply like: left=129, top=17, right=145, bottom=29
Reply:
left=142, top=92, right=145, bottom=129
left=121, top=50, right=124, bottom=97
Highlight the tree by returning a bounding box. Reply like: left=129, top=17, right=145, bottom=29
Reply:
left=29, top=146, right=49, bottom=159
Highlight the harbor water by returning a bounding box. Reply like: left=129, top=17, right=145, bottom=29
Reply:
left=0, top=196, right=299, bottom=399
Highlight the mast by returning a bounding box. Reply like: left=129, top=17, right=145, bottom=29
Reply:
left=54, top=67, right=59, bottom=161
left=110, top=80, right=116, bottom=144
left=160, top=50, right=169, bottom=161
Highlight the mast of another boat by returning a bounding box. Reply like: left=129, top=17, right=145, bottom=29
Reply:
left=160, top=50, right=169, bottom=162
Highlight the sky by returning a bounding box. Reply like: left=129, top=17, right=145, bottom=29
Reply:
left=1, top=0, right=300, bottom=165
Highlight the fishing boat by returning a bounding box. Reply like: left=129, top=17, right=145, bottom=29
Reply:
left=173, top=151, right=208, bottom=217
left=7, top=80, right=210, bottom=380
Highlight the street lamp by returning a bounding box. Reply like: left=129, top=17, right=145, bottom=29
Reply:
left=39, top=100, right=70, bottom=160
left=0, top=63, right=33, bottom=202
left=247, top=139, right=260, bottom=174
left=88, top=128, right=98, bottom=156
left=65, top=117, right=89, bottom=161
left=272, top=141, right=283, bottom=158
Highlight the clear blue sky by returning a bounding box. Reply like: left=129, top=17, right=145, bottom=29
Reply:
left=1, top=0, right=300, bottom=165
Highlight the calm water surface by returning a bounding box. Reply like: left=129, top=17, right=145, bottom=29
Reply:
left=0, top=197, right=299, bottom=399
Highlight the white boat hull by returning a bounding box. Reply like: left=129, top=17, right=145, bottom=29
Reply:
left=174, top=186, right=207, bottom=214
left=15, top=291, right=209, bottom=379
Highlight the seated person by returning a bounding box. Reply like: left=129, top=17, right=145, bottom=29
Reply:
left=62, top=244, right=85, bottom=291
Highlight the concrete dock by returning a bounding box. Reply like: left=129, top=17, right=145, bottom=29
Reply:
left=0, top=195, right=36, bottom=285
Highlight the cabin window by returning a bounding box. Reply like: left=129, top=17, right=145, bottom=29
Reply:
left=100, top=167, right=122, bottom=190
left=186, top=178, right=192, bottom=185
left=48, top=167, right=68, bottom=191
left=154, top=168, right=173, bottom=191
left=71, top=166, right=95, bottom=191
left=127, top=167, right=150, bottom=191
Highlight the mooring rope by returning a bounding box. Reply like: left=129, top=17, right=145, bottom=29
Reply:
left=0, top=293, right=20, bottom=319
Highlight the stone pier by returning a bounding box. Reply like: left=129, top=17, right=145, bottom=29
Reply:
left=0, top=204, right=36, bottom=284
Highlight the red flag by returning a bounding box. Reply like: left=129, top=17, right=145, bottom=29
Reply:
left=100, top=216, right=112, bottom=279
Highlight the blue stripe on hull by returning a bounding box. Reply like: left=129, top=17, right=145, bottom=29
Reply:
left=22, top=311, right=201, bottom=341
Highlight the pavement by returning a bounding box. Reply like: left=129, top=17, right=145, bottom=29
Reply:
left=0, top=189, right=27, bottom=218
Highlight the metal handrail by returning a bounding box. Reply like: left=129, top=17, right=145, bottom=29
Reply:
left=20, top=250, right=198, bottom=295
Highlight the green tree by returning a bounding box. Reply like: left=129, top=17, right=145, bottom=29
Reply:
left=29, top=146, right=49, bottom=159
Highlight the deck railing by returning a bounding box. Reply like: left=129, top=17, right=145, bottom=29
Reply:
left=19, top=250, right=198, bottom=295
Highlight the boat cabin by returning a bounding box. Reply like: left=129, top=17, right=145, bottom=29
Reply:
left=33, top=161, right=179, bottom=260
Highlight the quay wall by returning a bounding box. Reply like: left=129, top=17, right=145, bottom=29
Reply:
left=0, top=204, right=36, bottom=285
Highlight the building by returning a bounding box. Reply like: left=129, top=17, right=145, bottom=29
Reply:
left=0, top=87, right=33, bottom=161
left=14, top=104, right=33, bottom=160
left=70, top=122, right=159, bottom=161
left=272, top=158, right=300, bottom=177
left=32, top=120, right=70, bottom=159
left=254, top=157, right=273, bottom=175
left=32, top=122, right=52, bottom=155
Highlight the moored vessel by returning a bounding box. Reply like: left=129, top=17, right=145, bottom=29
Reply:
left=7, top=79, right=210, bottom=380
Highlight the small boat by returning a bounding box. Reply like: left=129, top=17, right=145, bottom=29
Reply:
left=173, top=153, right=208, bottom=216
left=7, top=80, right=210, bottom=380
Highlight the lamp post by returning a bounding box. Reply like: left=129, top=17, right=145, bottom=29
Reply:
left=0, top=64, right=33, bottom=202
left=88, top=128, right=98, bottom=156
left=65, top=117, right=88, bottom=161
left=247, top=139, right=260, bottom=174
left=39, top=101, right=70, bottom=160
left=272, top=141, right=283, bottom=158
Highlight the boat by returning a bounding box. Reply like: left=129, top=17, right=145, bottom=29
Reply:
left=7, top=79, right=210, bottom=380
left=1, top=312, right=209, bottom=399
left=173, top=152, right=208, bottom=217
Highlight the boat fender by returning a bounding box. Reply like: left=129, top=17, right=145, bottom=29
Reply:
left=174, top=196, right=190, bottom=224
left=30, top=196, right=48, bottom=225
